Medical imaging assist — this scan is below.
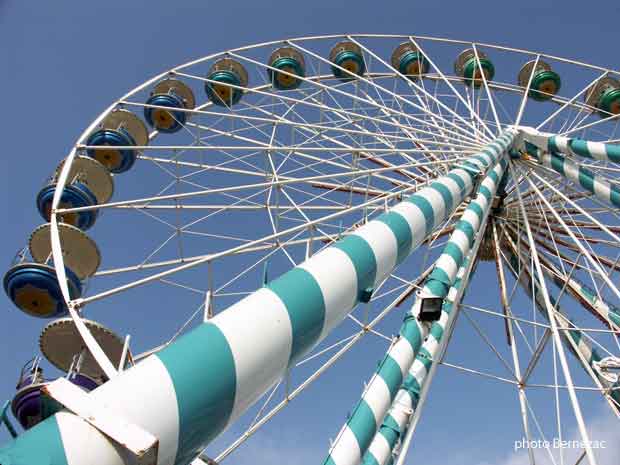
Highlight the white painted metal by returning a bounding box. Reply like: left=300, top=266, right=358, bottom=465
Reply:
left=5, top=33, right=614, bottom=465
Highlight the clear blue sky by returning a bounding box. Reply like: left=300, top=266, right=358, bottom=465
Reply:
left=1, top=1, right=619, bottom=464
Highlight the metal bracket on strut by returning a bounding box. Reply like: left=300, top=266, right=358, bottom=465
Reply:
left=42, top=378, right=159, bottom=465
left=192, top=456, right=219, bottom=465
left=593, top=356, right=620, bottom=384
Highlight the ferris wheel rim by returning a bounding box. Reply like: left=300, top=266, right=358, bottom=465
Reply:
left=31, top=32, right=620, bottom=465
left=52, top=33, right=620, bottom=308
left=50, top=33, right=620, bottom=371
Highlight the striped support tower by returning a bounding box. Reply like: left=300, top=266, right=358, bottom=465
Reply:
left=504, top=243, right=620, bottom=408
left=361, top=157, right=508, bottom=465
left=363, top=255, right=473, bottom=465
left=323, top=133, right=515, bottom=465
left=525, top=141, right=620, bottom=208
left=537, top=252, right=620, bottom=331
left=520, top=127, right=620, bottom=164
left=0, top=132, right=515, bottom=465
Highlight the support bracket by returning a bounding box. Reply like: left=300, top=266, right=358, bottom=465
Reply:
left=42, top=378, right=159, bottom=465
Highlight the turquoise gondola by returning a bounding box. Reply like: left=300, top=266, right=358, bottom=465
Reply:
left=85, top=109, right=149, bottom=173
left=454, top=48, right=495, bottom=88
left=391, top=42, right=429, bottom=79
left=3, top=263, right=82, bottom=318
left=204, top=58, right=248, bottom=107
left=518, top=60, right=561, bottom=101
left=144, top=79, right=195, bottom=133
left=329, top=41, right=366, bottom=81
left=585, top=77, right=620, bottom=118
left=267, top=47, right=306, bottom=90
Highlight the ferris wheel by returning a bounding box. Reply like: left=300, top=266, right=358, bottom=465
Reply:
left=1, top=33, right=620, bottom=465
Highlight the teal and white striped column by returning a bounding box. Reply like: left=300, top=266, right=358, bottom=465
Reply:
left=362, top=256, right=472, bottom=465
left=538, top=252, right=620, bottom=331
left=520, top=127, right=620, bottom=164
left=323, top=134, right=514, bottom=465
left=0, top=132, right=516, bottom=465
left=525, top=141, right=620, bottom=208
left=505, top=245, right=620, bottom=407
left=360, top=156, right=508, bottom=465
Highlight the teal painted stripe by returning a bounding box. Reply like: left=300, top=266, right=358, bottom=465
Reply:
left=443, top=242, right=464, bottom=265
left=456, top=220, right=475, bottom=247
left=383, top=414, right=400, bottom=435
left=348, top=400, right=378, bottom=454
left=610, top=187, right=620, bottom=207
left=468, top=202, right=483, bottom=222
left=479, top=185, right=492, bottom=202
left=488, top=169, right=500, bottom=185
left=447, top=172, right=466, bottom=193
left=570, top=139, right=592, bottom=159
left=547, top=152, right=620, bottom=208
left=157, top=323, right=236, bottom=465
left=334, top=235, right=377, bottom=297
left=430, top=182, right=453, bottom=213
left=482, top=148, right=495, bottom=161
left=591, top=347, right=602, bottom=364
left=579, top=283, right=597, bottom=304
left=402, top=373, right=421, bottom=401
left=362, top=453, right=382, bottom=465
left=525, top=141, right=540, bottom=158
left=400, top=316, right=424, bottom=352
left=407, top=195, right=435, bottom=235
left=549, top=136, right=560, bottom=154
left=578, top=168, right=595, bottom=193
left=424, top=277, right=449, bottom=297
left=509, top=251, right=607, bottom=373
left=429, top=321, right=444, bottom=341
left=377, top=211, right=413, bottom=264
left=549, top=153, right=565, bottom=175
left=570, top=327, right=582, bottom=346
left=0, top=415, right=68, bottom=465
left=378, top=355, right=405, bottom=399
left=460, top=160, right=482, bottom=174
left=443, top=301, right=455, bottom=314
left=379, top=417, right=400, bottom=449
left=268, top=268, right=325, bottom=362
left=472, top=154, right=491, bottom=167
left=417, top=347, right=433, bottom=372
left=606, top=143, right=620, bottom=163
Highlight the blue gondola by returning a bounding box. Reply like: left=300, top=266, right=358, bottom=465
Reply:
left=144, top=79, right=195, bottom=133
left=85, top=109, right=149, bottom=174
left=3, top=263, right=82, bottom=318
left=205, top=58, right=249, bottom=107
left=36, top=182, right=98, bottom=230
